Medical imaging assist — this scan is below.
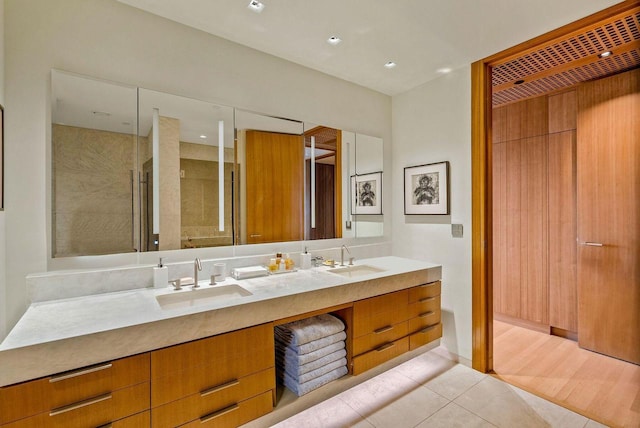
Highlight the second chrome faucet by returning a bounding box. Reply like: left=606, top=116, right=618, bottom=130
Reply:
left=193, top=257, right=202, bottom=289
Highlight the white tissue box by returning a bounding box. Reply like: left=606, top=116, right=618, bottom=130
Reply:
left=231, top=266, right=269, bottom=280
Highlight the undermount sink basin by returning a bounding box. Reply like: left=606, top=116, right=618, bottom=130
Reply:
left=327, top=264, right=386, bottom=277
left=156, top=284, right=252, bottom=310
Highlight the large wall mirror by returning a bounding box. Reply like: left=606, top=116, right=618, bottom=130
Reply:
left=52, top=71, right=139, bottom=257
left=51, top=70, right=382, bottom=258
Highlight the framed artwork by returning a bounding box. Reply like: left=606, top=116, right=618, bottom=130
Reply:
left=404, top=161, right=449, bottom=215
left=351, top=172, right=382, bottom=215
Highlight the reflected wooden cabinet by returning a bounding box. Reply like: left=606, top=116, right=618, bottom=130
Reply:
left=245, top=130, right=304, bottom=244
left=351, top=282, right=442, bottom=375
left=0, top=353, right=150, bottom=427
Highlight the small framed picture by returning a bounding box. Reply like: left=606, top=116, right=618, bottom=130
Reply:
left=404, top=161, right=449, bottom=215
left=351, top=172, right=382, bottom=215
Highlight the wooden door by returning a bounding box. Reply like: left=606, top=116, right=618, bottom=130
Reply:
left=245, top=130, right=304, bottom=244
left=576, top=68, right=640, bottom=364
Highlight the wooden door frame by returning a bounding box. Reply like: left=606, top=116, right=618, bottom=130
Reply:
left=470, top=0, right=640, bottom=373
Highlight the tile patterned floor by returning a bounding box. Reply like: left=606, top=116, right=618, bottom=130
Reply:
left=267, top=349, right=609, bottom=428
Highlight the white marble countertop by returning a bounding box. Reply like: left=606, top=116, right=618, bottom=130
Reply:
left=0, top=256, right=441, bottom=386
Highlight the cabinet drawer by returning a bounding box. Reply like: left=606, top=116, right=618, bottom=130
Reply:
left=151, top=368, right=274, bottom=428
left=3, top=381, right=149, bottom=428
left=178, top=390, right=273, bottom=428
left=353, top=290, right=409, bottom=338
left=351, top=336, right=409, bottom=376
left=408, top=281, right=441, bottom=303
left=409, top=323, right=443, bottom=351
left=0, top=353, right=150, bottom=425
left=352, top=321, right=408, bottom=356
left=408, top=295, right=440, bottom=320
left=151, top=324, right=274, bottom=406
left=408, top=309, right=441, bottom=333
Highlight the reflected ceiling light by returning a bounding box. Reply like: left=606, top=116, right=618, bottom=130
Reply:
left=598, top=50, right=613, bottom=58
left=200, top=135, right=207, bottom=139
left=327, top=36, right=342, bottom=45
left=437, top=67, right=452, bottom=74
left=248, top=0, right=265, bottom=13
left=384, top=61, right=397, bottom=69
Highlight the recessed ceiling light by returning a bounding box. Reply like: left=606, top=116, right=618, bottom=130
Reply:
left=327, top=36, right=342, bottom=46
left=384, top=61, right=397, bottom=69
left=248, top=0, right=265, bottom=13
left=598, top=50, right=613, bottom=58
left=437, top=67, right=452, bottom=74
left=200, top=135, right=207, bottom=139
left=514, top=79, right=525, bottom=85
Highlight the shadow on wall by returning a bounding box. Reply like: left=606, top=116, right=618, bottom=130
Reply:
left=440, top=309, right=458, bottom=356
left=404, top=215, right=451, bottom=225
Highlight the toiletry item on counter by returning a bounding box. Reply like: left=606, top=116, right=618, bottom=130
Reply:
left=285, top=253, right=294, bottom=270
left=153, top=257, right=169, bottom=288
left=301, top=248, right=312, bottom=269
left=268, top=258, right=278, bottom=272
left=279, top=258, right=286, bottom=271
left=231, top=265, right=269, bottom=280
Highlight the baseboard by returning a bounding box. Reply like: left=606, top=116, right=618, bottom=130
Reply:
left=494, top=312, right=550, bottom=334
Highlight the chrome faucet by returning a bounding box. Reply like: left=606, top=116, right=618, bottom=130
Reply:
left=340, top=245, right=351, bottom=266
left=193, top=257, right=202, bottom=289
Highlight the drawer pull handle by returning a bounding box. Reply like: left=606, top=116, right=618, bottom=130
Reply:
left=49, top=393, right=112, bottom=416
left=200, top=379, right=240, bottom=397
left=419, top=311, right=435, bottom=318
left=419, top=324, right=440, bottom=334
left=49, top=363, right=113, bottom=383
left=419, top=297, right=437, bottom=303
left=374, top=325, right=393, bottom=334
left=376, top=342, right=396, bottom=352
left=419, top=282, right=438, bottom=288
left=200, top=403, right=239, bottom=423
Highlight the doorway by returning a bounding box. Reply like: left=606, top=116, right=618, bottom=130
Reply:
left=471, top=1, right=640, bottom=426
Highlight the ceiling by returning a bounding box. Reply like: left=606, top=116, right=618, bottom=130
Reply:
left=116, top=0, right=623, bottom=96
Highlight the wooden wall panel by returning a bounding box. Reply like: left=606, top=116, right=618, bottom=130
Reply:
left=493, top=93, right=556, bottom=329
left=548, top=91, right=577, bottom=133
left=492, top=142, right=506, bottom=315
left=504, top=139, right=523, bottom=319
left=548, top=131, right=577, bottom=333
left=521, top=136, right=549, bottom=325
left=492, top=105, right=507, bottom=144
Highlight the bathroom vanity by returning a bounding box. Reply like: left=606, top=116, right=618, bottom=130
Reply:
left=0, top=257, right=441, bottom=427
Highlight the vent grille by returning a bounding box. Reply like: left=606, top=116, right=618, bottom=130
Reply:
left=492, top=9, right=640, bottom=106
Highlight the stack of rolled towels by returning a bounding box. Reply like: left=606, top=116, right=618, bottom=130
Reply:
left=274, top=313, right=348, bottom=396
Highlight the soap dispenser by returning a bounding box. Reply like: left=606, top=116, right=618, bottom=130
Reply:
left=301, top=247, right=312, bottom=270
left=153, top=257, right=169, bottom=288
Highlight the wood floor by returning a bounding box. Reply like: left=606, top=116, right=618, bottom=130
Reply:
left=493, top=320, right=640, bottom=428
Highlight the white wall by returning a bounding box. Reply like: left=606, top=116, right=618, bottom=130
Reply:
left=3, top=0, right=391, bottom=337
left=391, top=67, right=472, bottom=360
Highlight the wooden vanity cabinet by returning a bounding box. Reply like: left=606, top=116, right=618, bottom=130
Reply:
left=0, top=353, right=150, bottom=427
left=351, top=281, right=443, bottom=375
left=407, top=281, right=443, bottom=350
left=150, top=323, right=275, bottom=428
